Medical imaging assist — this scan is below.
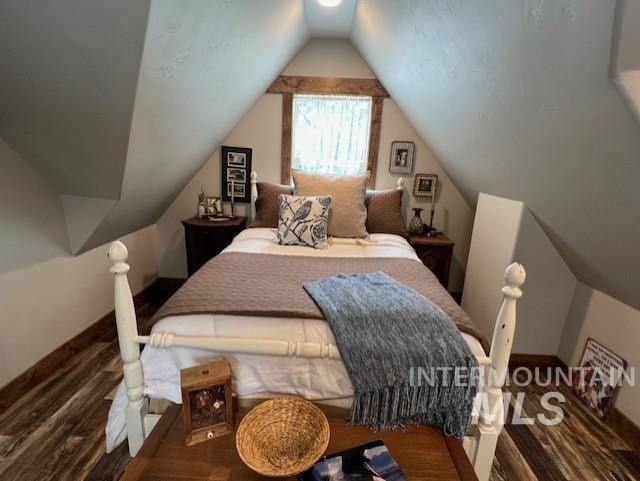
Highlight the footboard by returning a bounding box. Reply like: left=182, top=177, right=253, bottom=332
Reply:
left=108, top=243, right=524, bottom=481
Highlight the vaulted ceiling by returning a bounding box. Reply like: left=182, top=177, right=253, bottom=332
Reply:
left=0, top=0, right=309, bottom=253
left=1, top=0, right=639, bottom=310
left=352, top=0, right=640, bottom=309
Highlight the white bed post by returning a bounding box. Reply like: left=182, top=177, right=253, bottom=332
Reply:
left=108, top=241, right=147, bottom=456
left=396, top=177, right=404, bottom=190
left=250, top=171, right=258, bottom=219
left=470, top=262, right=525, bottom=481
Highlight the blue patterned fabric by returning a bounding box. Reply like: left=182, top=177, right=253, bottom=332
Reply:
left=277, top=194, right=331, bottom=248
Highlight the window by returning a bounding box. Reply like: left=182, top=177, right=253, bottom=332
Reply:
left=292, top=94, right=372, bottom=176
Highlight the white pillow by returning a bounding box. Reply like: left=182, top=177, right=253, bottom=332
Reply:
left=277, top=194, right=332, bottom=248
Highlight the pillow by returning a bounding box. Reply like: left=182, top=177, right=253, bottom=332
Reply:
left=292, top=170, right=368, bottom=238
left=365, top=189, right=408, bottom=238
left=249, top=182, right=294, bottom=228
left=277, top=194, right=332, bottom=248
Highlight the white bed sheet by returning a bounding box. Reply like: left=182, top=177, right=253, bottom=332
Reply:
left=106, top=228, right=485, bottom=451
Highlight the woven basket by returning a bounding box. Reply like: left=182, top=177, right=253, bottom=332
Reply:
left=236, top=397, right=330, bottom=477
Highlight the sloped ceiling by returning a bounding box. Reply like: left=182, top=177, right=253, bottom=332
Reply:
left=0, top=0, right=308, bottom=254
left=0, top=0, right=150, bottom=200
left=81, top=0, right=308, bottom=251
left=2, top=0, right=640, bottom=311
left=352, top=0, right=640, bottom=310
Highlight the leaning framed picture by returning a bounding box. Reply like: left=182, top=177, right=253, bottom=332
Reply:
left=220, top=146, right=252, bottom=203
left=389, top=141, right=415, bottom=174
left=413, top=173, right=438, bottom=198
left=571, top=338, right=627, bottom=418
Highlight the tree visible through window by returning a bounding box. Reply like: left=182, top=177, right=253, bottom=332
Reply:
left=292, top=94, right=372, bottom=175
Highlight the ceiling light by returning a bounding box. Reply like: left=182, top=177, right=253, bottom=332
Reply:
left=318, top=0, right=342, bottom=7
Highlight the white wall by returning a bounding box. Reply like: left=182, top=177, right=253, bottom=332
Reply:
left=155, top=39, right=474, bottom=289
left=463, top=193, right=576, bottom=354
left=0, top=140, right=158, bottom=387
left=462, top=194, right=523, bottom=339
left=558, top=284, right=640, bottom=426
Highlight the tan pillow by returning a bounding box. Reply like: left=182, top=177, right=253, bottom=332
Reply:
left=249, top=182, right=293, bottom=228
left=292, top=170, right=369, bottom=238
left=365, top=189, right=408, bottom=238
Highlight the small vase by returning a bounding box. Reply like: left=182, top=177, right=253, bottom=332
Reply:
left=408, top=208, right=424, bottom=235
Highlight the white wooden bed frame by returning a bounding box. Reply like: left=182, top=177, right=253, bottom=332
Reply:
left=107, top=171, right=525, bottom=481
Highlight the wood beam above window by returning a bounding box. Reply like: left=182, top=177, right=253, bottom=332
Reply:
left=267, top=75, right=389, bottom=97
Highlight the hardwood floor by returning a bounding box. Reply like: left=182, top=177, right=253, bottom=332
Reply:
left=0, top=294, right=637, bottom=481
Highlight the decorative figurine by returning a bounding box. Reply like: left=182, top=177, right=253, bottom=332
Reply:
left=197, top=188, right=206, bottom=218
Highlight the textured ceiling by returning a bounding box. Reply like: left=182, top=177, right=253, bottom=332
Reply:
left=2, top=0, right=639, bottom=310
left=351, top=0, right=640, bottom=309
left=0, top=0, right=150, bottom=200
left=303, top=0, right=356, bottom=38
left=0, top=0, right=308, bottom=254
left=79, top=0, right=308, bottom=252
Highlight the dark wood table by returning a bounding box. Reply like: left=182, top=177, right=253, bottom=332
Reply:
left=121, top=404, right=478, bottom=481
left=408, top=233, right=455, bottom=289
left=182, top=216, right=247, bottom=276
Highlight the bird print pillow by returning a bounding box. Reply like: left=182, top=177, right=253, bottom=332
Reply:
left=277, top=194, right=332, bottom=248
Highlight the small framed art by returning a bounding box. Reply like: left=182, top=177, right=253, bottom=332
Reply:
left=413, top=173, right=438, bottom=198
left=204, top=197, right=222, bottom=216
left=571, top=338, right=627, bottom=417
left=389, top=141, right=415, bottom=174
left=221, top=146, right=252, bottom=203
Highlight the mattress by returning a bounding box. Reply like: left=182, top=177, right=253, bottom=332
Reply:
left=105, top=228, right=485, bottom=451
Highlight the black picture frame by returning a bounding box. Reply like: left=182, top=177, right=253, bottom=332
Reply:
left=220, top=146, right=252, bottom=203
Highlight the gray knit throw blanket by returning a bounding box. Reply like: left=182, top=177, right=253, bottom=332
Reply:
left=304, top=271, right=478, bottom=438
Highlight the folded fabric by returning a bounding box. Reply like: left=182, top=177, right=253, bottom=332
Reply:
left=304, top=271, right=478, bottom=438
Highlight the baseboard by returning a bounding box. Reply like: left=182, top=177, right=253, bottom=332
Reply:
left=508, top=353, right=562, bottom=369
left=0, top=279, right=162, bottom=414
left=605, top=407, right=640, bottom=455
left=509, top=353, right=639, bottom=455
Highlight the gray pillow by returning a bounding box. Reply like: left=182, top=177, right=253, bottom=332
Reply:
left=249, top=182, right=294, bottom=228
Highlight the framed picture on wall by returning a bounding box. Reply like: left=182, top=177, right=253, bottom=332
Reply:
left=221, top=146, right=252, bottom=203
left=389, top=141, right=415, bottom=174
left=413, top=173, right=438, bottom=198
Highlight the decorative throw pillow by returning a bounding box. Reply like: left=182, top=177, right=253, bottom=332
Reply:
left=292, top=170, right=368, bottom=238
left=249, top=182, right=294, bottom=228
left=277, top=194, right=332, bottom=248
left=365, top=189, right=408, bottom=238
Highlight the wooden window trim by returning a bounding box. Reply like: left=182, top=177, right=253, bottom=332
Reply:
left=268, top=75, right=389, bottom=97
left=274, top=76, right=386, bottom=187
left=281, top=93, right=293, bottom=185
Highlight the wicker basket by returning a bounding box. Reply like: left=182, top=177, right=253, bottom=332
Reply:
left=236, top=397, right=330, bottom=477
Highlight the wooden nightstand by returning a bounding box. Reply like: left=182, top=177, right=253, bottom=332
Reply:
left=182, top=216, right=247, bottom=276
left=409, top=233, right=455, bottom=289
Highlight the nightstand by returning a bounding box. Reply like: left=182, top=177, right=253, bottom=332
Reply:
left=182, top=216, right=247, bottom=276
left=409, top=233, right=455, bottom=289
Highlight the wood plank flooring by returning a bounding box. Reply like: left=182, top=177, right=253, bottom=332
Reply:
left=0, top=294, right=637, bottom=481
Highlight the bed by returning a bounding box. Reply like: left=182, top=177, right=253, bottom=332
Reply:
left=106, top=172, right=525, bottom=481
